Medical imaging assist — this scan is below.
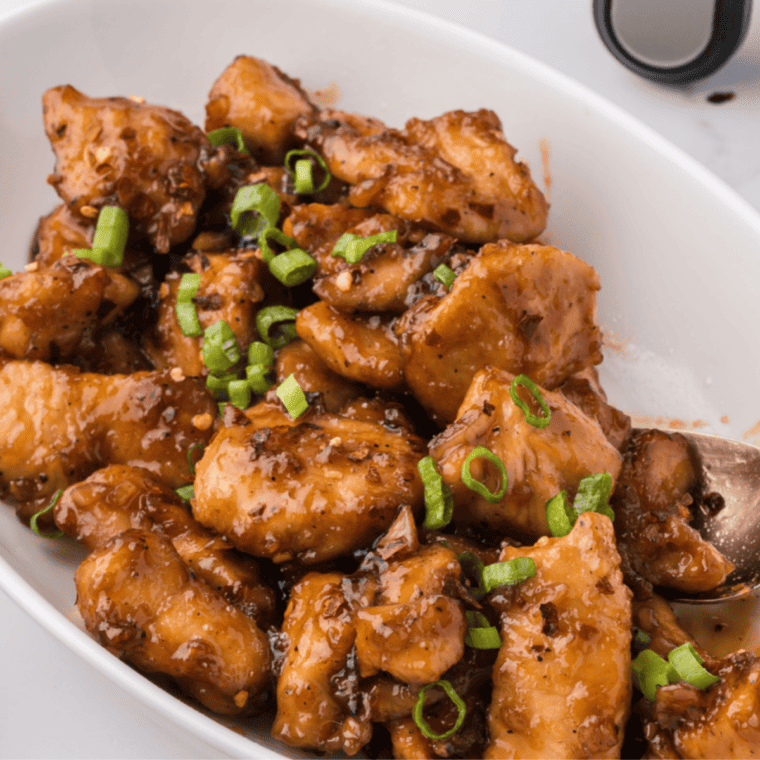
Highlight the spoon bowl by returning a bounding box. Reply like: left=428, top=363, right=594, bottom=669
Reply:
left=656, top=429, right=760, bottom=604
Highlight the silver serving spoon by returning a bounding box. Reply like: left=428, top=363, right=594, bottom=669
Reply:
left=656, top=429, right=760, bottom=604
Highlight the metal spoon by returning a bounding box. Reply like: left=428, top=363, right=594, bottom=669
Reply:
left=655, top=429, right=760, bottom=604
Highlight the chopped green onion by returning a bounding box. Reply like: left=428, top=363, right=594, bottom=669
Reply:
left=206, top=126, right=250, bottom=155
left=176, top=484, right=195, bottom=502
left=246, top=363, right=274, bottom=394
left=482, top=557, right=537, bottom=592
left=668, top=643, right=720, bottom=690
left=202, top=320, right=241, bottom=374
left=465, top=611, right=501, bottom=649
left=258, top=227, right=298, bottom=264
left=284, top=149, right=331, bottom=194
left=461, top=446, right=508, bottom=503
left=276, top=374, right=308, bottom=419
left=206, top=371, right=235, bottom=400
left=269, top=248, right=317, bottom=287
left=0, top=262, right=13, bottom=280
left=633, top=629, right=653, bottom=651
left=228, top=378, right=252, bottom=409
left=510, top=374, right=551, bottom=429
left=187, top=443, right=205, bottom=475
left=544, top=490, right=573, bottom=538
left=92, top=206, right=129, bottom=267
left=74, top=247, right=110, bottom=265
left=417, top=456, right=454, bottom=530
left=412, top=680, right=467, bottom=740
left=433, top=263, right=456, bottom=291
left=331, top=230, right=398, bottom=265
left=247, top=341, right=274, bottom=367
left=632, top=649, right=679, bottom=701
left=218, top=401, right=228, bottom=416
left=256, top=306, right=298, bottom=349
left=30, top=489, right=65, bottom=539
left=573, top=472, right=615, bottom=522
left=458, top=551, right=487, bottom=599
left=176, top=301, right=202, bottom=338
left=230, top=184, right=281, bottom=238
left=177, top=272, right=201, bottom=302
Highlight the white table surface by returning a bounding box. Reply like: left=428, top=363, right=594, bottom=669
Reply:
left=1, top=0, right=759, bottom=757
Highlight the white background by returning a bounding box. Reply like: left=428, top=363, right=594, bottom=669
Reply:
left=0, top=0, right=759, bottom=757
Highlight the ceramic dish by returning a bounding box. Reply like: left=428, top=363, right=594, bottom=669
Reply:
left=1, top=0, right=760, bottom=756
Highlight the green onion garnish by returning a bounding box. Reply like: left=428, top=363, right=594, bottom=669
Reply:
left=461, top=446, right=508, bottom=503
left=256, top=305, right=298, bottom=349
left=258, top=227, right=298, bottom=264
left=632, top=649, right=678, bottom=701
left=206, top=371, right=235, bottom=400
left=0, top=262, right=13, bottom=280
left=482, top=557, right=537, bottom=592
left=30, top=488, right=65, bottom=539
left=268, top=248, right=317, bottom=287
left=247, top=341, right=274, bottom=367
left=202, top=320, right=242, bottom=373
left=458, top=551, right=487, bottom=599
left=544, top=490, right=574, bottom=537
left=74, top=247, right=110, bottom=265
left=544, top=473, right=616, bottom=537
left=464, top=611, right=501, bottom=649
left=331, top=230, right=398, bottom=265
left=412, top=680, right=467, bottom=741
left=284, top=149, right=331, bottom=194
left=175, top=272, right=203, bottom=337
left=572, top=472, right=615, bottom=522
left=91, top=206, right=129, bottom=267
left=276, top=374, right=308, bottom=419
left=176, top=484, right=195, bottom=502
left=228, top=378, right=252, bottom=410
left=433, top=263, right=456, bottom=291
left=633, top=628, right=653, bottom=652
left=187, top=443, right=205, bottom=475
left=206, top=126, right=250, bottom=155
left=230, top=184, right=281, bottom=238
left=417, top=456, right=454, bottom=530
left=668, top=643, right=720, bottom=691
left=246, top=363, right=274, bottom=394
left=510, top=374, right=551, bottom=429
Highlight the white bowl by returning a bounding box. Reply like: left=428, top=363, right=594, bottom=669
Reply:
left=1, top=0, right=759, bottom=756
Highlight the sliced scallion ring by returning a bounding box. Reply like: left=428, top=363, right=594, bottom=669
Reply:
left=230, top=184, right=281, bottom=238
left=461, top=446, right=508, bottom=503
left=544, top=490, right=573, bottom=537
left=202, top=319, right=242, bottom=374
left=0, top=262, right=13, bottom=280
left=417, top=456, right=454, bottom=530
left=176, top=484, right=195, bottom=502
left=482, top=557, right=536, bottom=592
left=206, top=126, right=250, bottom=155
left=464, top=611, right=501, bottom=649
left=412, top=680, right=467, bottom=741
left=510, top=374, right=551, bottom=429
left=246, top=363, right=274, bottom=394
left=276, top=374, right=308, bottom=419
left=175, top=271, right=203, bottom=337
left=30, top=488, right=65, bottom=539
left=573, top=472, right=615, bottom=522
left=284, top=148, right=331, bottom=194
left=433, top=263, right=456, bottom=291
left=247, top=341, right=275, bottom=367
left=91, top=206, right=129, bottom=267
left=331, top=230, right=398, bottom=265
left=668, top=643, right=720, bottom=690
left=187, top=444, right=205, bottom=476
left=256, top=306, right=298, bottom=349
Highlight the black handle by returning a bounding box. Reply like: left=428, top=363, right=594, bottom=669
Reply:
left=593, top=0, right=752, bottom=84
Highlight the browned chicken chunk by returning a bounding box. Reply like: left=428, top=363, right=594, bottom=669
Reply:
left=0, top=361, right=215, bottom=511
left=0, top=256, right=139, bottom=361
left=613, top=429, right=734, bottom=593
left=205, top=55, right=315, bottom=164
left=75, top=528, right=271, bottom=715
left=144, top=249, right=270, bottom=376
left=29, top=203, right=94, bottom=267
left=486, top=512, right=633, bottom=759
left=395, top=240, right=603, bottom=424
left=296, top=301, right=405, bottom=390
left=193, top=399, right=426, bottom=563
left=55, top=465, right=275, bottom=621
left=430, top=366, right=622, bottom=538
left=295, top=108, right=548, bottom=243
left=43, top=85, right=214, bottom=252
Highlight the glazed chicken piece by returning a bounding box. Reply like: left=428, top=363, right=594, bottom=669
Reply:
left=0, top=361, right=215, bottom=512
left=395, top=240, right=603, bottom=425
left=429, top=366, right=622, bottom=538
left=192, top=399, right=426, bottom=563
left=55, top=465, right=275, bottom=621
left=283, top=202, right=375, bottom=252
left=296, top=301, right=405, bottom=390
left=43, top=85, right=215, bottom=252
left=558, top=366, right=631, bottom=451
left=275, top=339, right=361, bottom=413
left=294, top=108, right=548, bottom=244
left=205, top=55, right=315, bottom=164
left=0, top=255, right=139, bottom=361
left=284, top=206, right=457, bottom=313
left=272, top=508, right=468, bottom=755
left=144, top=249, right=270, bottom=376
left=613, top=429, right=734, bottom=594
left=29, top=203, right=94, bottom=267
left=75, top=528, right=271, bottom=715
left=486, top=512, right=633, bottom=759
left=641, top=651, right=760, bottom=759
